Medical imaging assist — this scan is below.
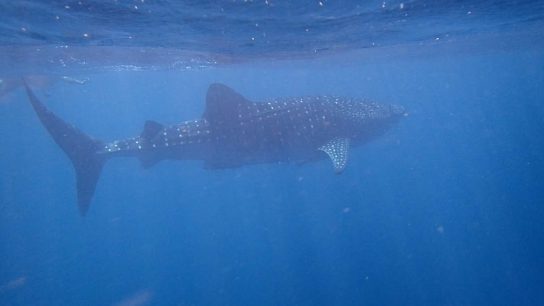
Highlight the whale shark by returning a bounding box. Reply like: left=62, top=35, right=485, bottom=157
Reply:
left=24, top=82, right=406, bottom=215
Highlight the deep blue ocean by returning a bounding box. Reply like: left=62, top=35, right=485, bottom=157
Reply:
left=1, top=1, right=544, bottom=305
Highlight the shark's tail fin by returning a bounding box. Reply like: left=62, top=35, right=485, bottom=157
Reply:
left=24, top=82, right=106, bottom=216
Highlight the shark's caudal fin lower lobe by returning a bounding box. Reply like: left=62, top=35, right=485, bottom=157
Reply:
left=24, top=82, right=106, bottom=216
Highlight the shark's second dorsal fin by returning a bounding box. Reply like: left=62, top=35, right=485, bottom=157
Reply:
left=202, top=83, right=251, bottom=126
left=139, top=120, right=164, bottom=169
left=319, top=137, right=350, bottom=174
left=141, top=120, right=163, bottom=141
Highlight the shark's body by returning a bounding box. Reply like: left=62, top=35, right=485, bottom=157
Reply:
left=25, top=83, right=405, bottom=215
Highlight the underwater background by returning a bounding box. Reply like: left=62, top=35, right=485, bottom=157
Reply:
left=1, top=1, right=544, bottom=305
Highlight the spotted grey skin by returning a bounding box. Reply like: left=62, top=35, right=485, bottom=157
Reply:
left=24, top=82, right=405, bottom=215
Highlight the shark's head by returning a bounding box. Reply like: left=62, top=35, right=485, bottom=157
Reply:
left=332, top=98, right=407, bottom=141
left=384, top=103, right=408, bottom=122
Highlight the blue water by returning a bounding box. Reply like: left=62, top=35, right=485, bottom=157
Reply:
left=1, top=1, right=544, bottom=305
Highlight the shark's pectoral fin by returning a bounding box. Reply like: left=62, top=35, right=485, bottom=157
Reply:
left=319, top=137, right=350, bottom=174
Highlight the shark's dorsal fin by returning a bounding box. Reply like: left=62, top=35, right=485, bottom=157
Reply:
left=202, top=83, right=251, bottom=126
left=141, top=120, right=163, bottom=141
left=319, top=137, right=350, bottom=174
